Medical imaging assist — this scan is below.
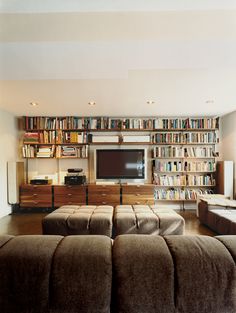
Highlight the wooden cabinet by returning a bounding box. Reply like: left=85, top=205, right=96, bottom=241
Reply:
left=122, top=184, right=155, bottom=205
left=20, top=184, right=52, bottom=208
left=88, top=184, right=120, bottom=206
left=53, top=185, right=87, bottom=207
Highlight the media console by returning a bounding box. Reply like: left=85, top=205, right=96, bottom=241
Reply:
left=19, top=184, right=155, bottom=209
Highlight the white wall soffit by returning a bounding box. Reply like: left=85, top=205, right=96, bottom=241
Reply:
left=1, top=41, right=236, bottom=80
left=1, top=0, right=236, bottom=13
left=1, top=11, right=236, bottom=42
left=1, top=69, right=236, bottom=117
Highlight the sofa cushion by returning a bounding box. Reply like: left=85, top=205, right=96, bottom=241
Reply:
left=165, top=235, right=236, bottom=313
left=112, top=234, right=175, bottom=313
left=0, top=235, right=63, bottom=313
left=0, top=235, right=112, bottom=313
left=50, top=235, right=112, bottom=313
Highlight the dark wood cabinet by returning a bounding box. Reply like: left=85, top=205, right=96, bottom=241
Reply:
left=53, top=185, right=87, bottom=207
left=19, top=183, right=155, bottom=209
left=87, top=184, right=120, bottom=206
left=20, top=184, right=53, bottom=208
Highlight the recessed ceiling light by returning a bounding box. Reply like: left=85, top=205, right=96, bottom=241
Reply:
left=30, top=102, right=39, bottom=106
left=147, top=100, right=155, bottom=104
left=88, top=101, right=96, bottom=106
left=205, top=100, right=214, bottom=104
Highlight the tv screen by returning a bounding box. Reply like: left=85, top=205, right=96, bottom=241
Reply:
left=96, top=149, right=145, bottom=179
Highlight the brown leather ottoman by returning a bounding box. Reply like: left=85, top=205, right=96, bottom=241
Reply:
left=114, top=205, right=185, bottom=236
left=42, top=205, right=114, bottom=237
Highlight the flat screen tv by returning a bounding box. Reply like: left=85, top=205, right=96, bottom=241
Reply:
left=96, top=149, right=146, bottom=180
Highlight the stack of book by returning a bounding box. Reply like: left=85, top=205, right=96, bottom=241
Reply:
left=23, top=132, right=39, bottom=143
left=36, top=146, right=54, bottom=158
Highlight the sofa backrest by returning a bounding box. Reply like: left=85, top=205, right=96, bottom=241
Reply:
left=0, top=234, right=235, bottom=313
left=0, top=235, right=112, bottom=313
left=112, top=234, right=236, bottom=313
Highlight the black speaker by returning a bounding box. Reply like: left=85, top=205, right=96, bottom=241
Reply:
left=64, top=175, right=86, bottom=185
left=30, top=179, right=48, bottom=185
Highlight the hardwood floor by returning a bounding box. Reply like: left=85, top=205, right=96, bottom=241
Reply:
left=0, top=210, right=216, bottom=236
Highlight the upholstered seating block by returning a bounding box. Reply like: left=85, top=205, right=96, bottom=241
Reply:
left=199, top=200, right=236, bottom=235
left=164, top=235, right=236, bottom=313
left=113, top=234, right=236, bottom=313
left=0, top=235, right=63, bottom=313
left=50, top=236, right=112, bottom=313
left=0, top=235, right=112, bottom=313
left=112, top=235, right=175, bottom=313
left=114, top=205, right=159, bottom=235
left=42, top=205, right=113, bottom=237
left=114, top=205, right=184, bottom=236
left=151, top=205, right=185, bottom=235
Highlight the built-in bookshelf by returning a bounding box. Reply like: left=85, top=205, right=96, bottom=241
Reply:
left=152, top=117, right=219, bottom=202
left=21, top=116, right=219, bottom=203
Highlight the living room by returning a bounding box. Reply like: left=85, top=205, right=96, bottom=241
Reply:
left=0, top=1, right=236, bottom=312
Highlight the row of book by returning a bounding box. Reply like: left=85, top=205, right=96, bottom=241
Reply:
left=187, top=174, right=215, bottom=186
left=153, top=146, right=216, bottom=158
left=22, top=145, right=88, bottom=158
left=23, top=116, right=219, bottom=131
left=153, top=160, right=215, bottom=172
left=154, top=188, right=215, bottom=200
left=23, top=131, right=88, bottom=144
left=55, top=145, right=88, bottom=158
left=153, top=173, right=215, bottom=186
left=153, top=132, right=218, bottom=144
left=154, top=118, right=219, bottom=130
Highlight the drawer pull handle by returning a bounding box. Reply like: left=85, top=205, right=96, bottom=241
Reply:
left=136, top=193, right=140, bottom=196
left=33, top=194, right=38, bottom=196
left=102, top=202, right=107, bottom=205
left=33, top=201, right=38, bottom=204
left=102, top=193, right=106, bottom=196
left=135, top=202, right=140, bottom=204
left=68, top=193, right=72, bottom=196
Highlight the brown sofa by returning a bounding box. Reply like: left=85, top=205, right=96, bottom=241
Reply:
left=198, top=199, right=236, bottom=234
left=0, top=234, right=235, bottom=313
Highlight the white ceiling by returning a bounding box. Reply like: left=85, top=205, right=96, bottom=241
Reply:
left=0, top=0, right=236, bottom=117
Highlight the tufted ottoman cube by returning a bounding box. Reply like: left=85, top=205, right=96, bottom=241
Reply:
left=114, top=205, right=185, bottom=236
left=42, top=205, right=114, bottom=237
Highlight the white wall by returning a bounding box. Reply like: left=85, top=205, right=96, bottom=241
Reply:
left=0, top=109, right=18, bottom=218
left=221, top=110, right=236, bottom=198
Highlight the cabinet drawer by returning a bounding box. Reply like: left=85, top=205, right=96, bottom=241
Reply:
left=122, top=185, right=154, bottom=195
left=54, top=200, right=86, bottom=207
left=54, top=194, right=86, bottom=203
left=122, top=195, right=154, bottom=205
left=87, top=200, right=119, bottom=206
left=20, top=194, right=52, bottom=201
left=20, top=199, right=52, bottom=208
left=54, top=185, right=87, bottom=196
left=88, top=194, right=120, bottom=205
left=20, top=184, right=52, bottom=195
left=88, top=185, right=120, bottom=194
